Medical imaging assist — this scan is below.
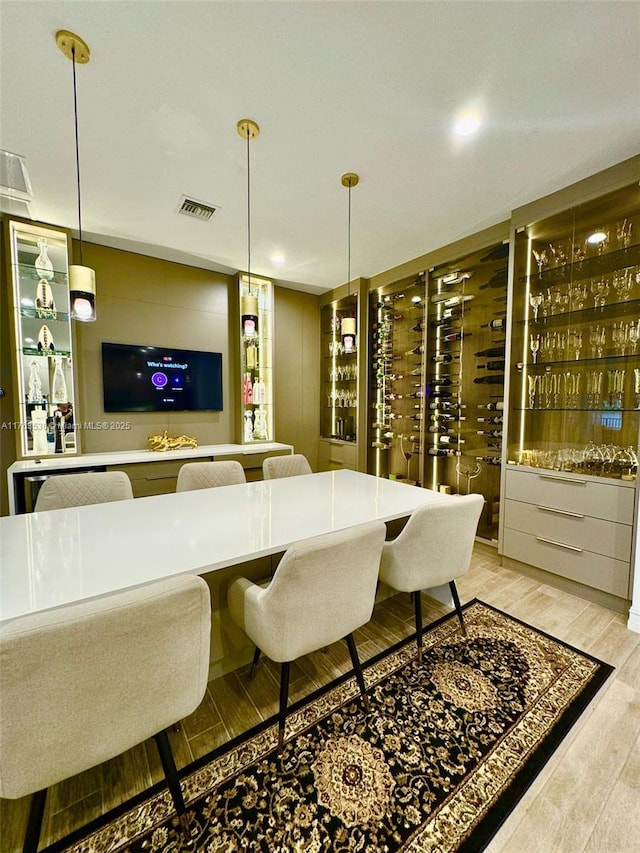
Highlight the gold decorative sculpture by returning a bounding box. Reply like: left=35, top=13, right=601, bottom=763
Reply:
left=148, top=431, right=198, bottom=452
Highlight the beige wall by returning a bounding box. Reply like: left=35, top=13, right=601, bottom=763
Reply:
left=273, top=286, right=321, bottom=470
left=74, top=242, right=235, bottom=453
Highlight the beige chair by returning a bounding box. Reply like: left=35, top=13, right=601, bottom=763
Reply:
left=0, top=575, right=211, bottom=853
left=34, top=471, right=133, bottom=511
left=176, top=460, right=246, bottom=492
left=262, top=453, right=312, bottom=480
left=228, top=520, right=386, bottom=748
left=379, top=493, right=484, bottom=662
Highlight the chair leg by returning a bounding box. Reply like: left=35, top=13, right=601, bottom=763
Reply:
left=345, top=633, right=370, bottom=713
left=449, top=580, right=467, bottom=637
left=23, top=788, right=47, bottom=853
left=414, top=589, right=423, bottom=664
left=153, top=730, right=186, bottom=815
left=249, top=645, right=261, bottom=679
left=278, top=661, right=291, bottom=751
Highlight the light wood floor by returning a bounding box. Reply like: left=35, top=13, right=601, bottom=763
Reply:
left=2, top=546, right=638, bottom=852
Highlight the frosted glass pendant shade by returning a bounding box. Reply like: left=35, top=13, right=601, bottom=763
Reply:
left=69, top=264, right=96, bottom=321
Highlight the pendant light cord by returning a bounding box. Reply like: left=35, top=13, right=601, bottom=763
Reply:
left=72, top=45, right=84, bottom=266
left=347, top=184, right=352, bottom=297
left=246, top=129, right=251, bottom=295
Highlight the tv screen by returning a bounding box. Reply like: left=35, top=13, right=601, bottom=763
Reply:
left=102, top=342, right=223, bottom=412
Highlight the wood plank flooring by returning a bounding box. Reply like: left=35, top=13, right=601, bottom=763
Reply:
left=1, top=545, right=638, bottom=852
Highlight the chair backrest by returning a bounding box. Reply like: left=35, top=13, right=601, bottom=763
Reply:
left=34, top=471, right=134, bottom=511
left=262, top=454, right=312, bottom=480
left=176, top=460, right=246, bottom=492
left=0, top=575, right=211, bottom=800
left=247, top=520, right=386, bottom=661
left=379, top=493, right=484, bottom=593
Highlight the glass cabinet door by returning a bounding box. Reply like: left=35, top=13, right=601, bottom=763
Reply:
left=7, top=219, right=78, bottom=458
left=239, top=274, right=273, bottom=444
left=368, top=274, right=426, bottom=484
left=320, top=293, right=359, bottom=444
left=507, top=183, right=640, bottom=481
left=426, top=239, right=509, bottom=541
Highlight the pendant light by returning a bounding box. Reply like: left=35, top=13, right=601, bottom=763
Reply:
left=56, top=30, right=96, bottom=322
left=341, top=172, right=359, bottom=352
left=237, top=119, right=260, bottom=336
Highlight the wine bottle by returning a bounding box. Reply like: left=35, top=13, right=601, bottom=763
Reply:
left=385, top=393, right=404, bottom=400
left=405, top=345, right=424, bottom=355
left=410, top=367, right=423, bottom=376
left=371, top=440, right=390, bottom=450
left=428, top=425, right=456, bottom=434
left=441, top=331, right=468, bottom=342
left=428, top=389, right=453, bottom=398
left=432, top=413, right=466, bottom=422
left=439, top=435, right=464, bottom=445
left=431, top=292, right=474, bottom=306
left=387, top=373, right=405, bottom=380
left=408, top=390, right=424, bottom=398
left=478, top=401, right=504, bottom=410
left=412, top=321, right=424, bottom=333
left=475, top=346, right=505, bottom=358
left=476, top=455, right=502, bottom=465
left=428, top=400, right=464, bottom=410
left=478, top=360, right=506, bottom=371
left=410, top=413, right=424, bottom=420
left=473, top=375, right=505, bottom=384
left=481, top=318, right=506, bottom=331
left=432, top=353, right=460, bottom=363
left=477, top=416, right=503, bottom=424
left=476, top=429, right=503, bottom=437
left=428, top=447, right=462, bottom=457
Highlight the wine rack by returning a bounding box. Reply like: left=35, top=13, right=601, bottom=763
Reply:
left=425, top=239, right=510, bottom=541
left=5, top=218, right=79, bottom=458
left=320, top=293, right=359, bottom=443
left=368, top=274, right=426, bottom=484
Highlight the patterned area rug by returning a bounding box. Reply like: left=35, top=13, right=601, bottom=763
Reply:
left=45, top=601, right=613, bottom=852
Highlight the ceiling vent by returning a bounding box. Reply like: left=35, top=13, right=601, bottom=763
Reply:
left=176, top=195, right=219, bottom=222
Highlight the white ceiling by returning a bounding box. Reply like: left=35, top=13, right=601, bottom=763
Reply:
left=1, top=1, right=639, bottom=295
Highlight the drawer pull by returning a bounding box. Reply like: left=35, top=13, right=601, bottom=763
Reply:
left=536, top=536, right=583, bottom=553
left=536, top=505, right=585, bottom=520
left=538, top=474, right=587, bottom=486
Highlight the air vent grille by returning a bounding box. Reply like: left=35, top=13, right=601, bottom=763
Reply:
left=176, top=195, right=218, bottom=221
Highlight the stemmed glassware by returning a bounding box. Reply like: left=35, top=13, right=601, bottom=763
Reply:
left=567, top=330, right=582, bottom=360
left=400, top=435, right=413, bottom=483
left=527, top=374, right=537, bottom=409
left=613, top=270, right=633, bottom=301
left=590, top=277, right=609, bottom=309
left=532, top=248, right=548, bottom=277
left=634, top=368, right=640, bottom=409
left=616, top=219, right=633, bottom=250
left=605, top=369, right=625, bottom=410
left=529, top=292, right=543, bottom=321
left=569, top=282, right=587, bottom=310
left=589, top=325, right=606, bottom=357
left=586, top=371, right=603, bottom=409
left=629, top=320, right=640, bottom=354
left=530, top=333, right=540, bottom=364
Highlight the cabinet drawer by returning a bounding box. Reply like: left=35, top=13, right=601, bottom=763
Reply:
left=502, top=528, right=630, bottom=598
left=108, top=460, right=184, bottom=481
left=318, top=439, right=357, bottom=469
left=503, top=498, right=632, bottom=562
left=504, top=468, right=635, bottom=524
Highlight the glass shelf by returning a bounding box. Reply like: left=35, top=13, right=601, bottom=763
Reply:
left=19, top=307, right=71, bottom=322
left=523, top=297, right=640, bottom=328
left=22, top=347, right=72, bottom=357
left=16, top=262, right=69, bottom=284
left=520, top=243, right=640, bottom=286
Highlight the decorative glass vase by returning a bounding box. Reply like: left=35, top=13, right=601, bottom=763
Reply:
left=34, top=238, right=54, bottom=281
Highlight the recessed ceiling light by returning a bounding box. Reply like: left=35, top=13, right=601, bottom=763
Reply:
left=270, top=252, right=285, bottom=265
left=454, top=114, right=481, bottom=137
left=586, top=230, right=607, bottom=245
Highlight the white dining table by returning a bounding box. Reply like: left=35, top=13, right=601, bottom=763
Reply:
left=0, top=469, right=449, bottom=625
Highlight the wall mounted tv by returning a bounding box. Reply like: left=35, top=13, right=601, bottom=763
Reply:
left=102, top=342, right=223, bottom=413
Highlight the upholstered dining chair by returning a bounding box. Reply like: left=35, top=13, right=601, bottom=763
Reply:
left=176, top=460, right=246, bottom=492
left=0, top=574, right=211, bottom=853
left=228, top=520, right=386, bottom=749
left=34, top=471, right=134, bottom=511
left=262, top=453, right=312, bottom=480
left=379, top=493, right=484, bottom=662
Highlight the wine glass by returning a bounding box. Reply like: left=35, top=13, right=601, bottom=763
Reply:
left=530, top=333, right=540, bottom=364
left=400, top=434, right=414, bottom=483
left=529, top=293, right=543, bottom=321
left=455, top=460, right=482, bottom=495
left=532, top=248, right=548, bottom=277
left=616, top=219, right=633, bottom=250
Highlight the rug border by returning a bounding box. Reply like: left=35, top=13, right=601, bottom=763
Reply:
left=40, top=599, right=615, bottom=853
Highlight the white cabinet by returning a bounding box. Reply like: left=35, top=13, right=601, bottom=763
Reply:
left=502, top=467, right=634, bottom=601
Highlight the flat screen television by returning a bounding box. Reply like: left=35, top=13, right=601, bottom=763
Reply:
left=102, top=342, right=223, bottom=412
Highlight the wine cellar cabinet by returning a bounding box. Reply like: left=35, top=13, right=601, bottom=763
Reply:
left=367, top=273, right=427, bottom=484
left=501, top=169, right=640, bottom=608
left=238, top=273, right=274, bottom=444
left=319, top=283, right=366, bottom=472
left=5, top=218, right=79, bottom=459
left=424, top=238, right=510, bottom=542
